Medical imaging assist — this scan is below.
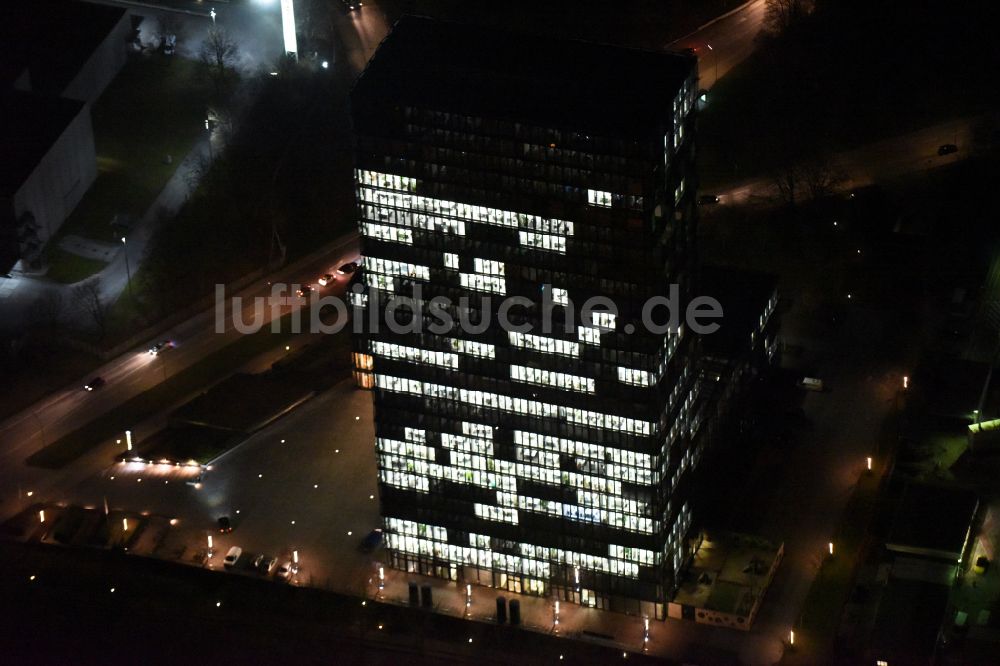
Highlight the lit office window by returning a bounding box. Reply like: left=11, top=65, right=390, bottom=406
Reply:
left=509, top=331, right=580, bottom=357
left=587, top=189, right=612, bottom=207
left=577, top=326, right=602, bottom=345
left=363, top=256, right=430, bottom=281
left=444, top=252, right=459, bottom=269
left=355, top=169, right=419, bottom=193
left=519, top=231, right=567, bottom=253
left=357, top=179, right=573, bottom=238
left=511, top=365, right=595, bottom=393
left=371, top=340, right=459, bottom=369
left=460, top=273, right=506, bottom=294
left=376, top=438, right=435, bottom=461
left=591, top=311, right=617, bottom=330
left=617, top=367, right=653, bottom=387
left=473, top=258, right=505, bottom=276
left=361, top=222, right=413, bottom=244
left=374, top=375, right=653, bottom=435
left=447, top=338, right=496, bottom=358
left=552, top=287, right=568, bottom=306
left=441, top=433, right=494, bottom=456
left=474, top=503, right=519, bottom=525
left=462, top=421, right=493, bottom=439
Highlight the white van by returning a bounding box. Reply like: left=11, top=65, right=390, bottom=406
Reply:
left=223, top=546, right=242, bottom=568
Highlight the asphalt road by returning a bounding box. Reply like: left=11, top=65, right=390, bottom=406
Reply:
left=713, top=115, right=977, bottom=204
left=0, top=233, right=360, bottom=520
left=669, top=0, right=767, bottom=90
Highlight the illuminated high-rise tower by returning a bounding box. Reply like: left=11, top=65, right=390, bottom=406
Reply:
left=350, top=16, right=701, bottom=617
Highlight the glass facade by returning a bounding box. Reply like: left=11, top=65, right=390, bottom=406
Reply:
left=351, top=20, right=701, bottom=618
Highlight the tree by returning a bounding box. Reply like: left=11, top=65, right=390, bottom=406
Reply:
left=157, top=12, right=186, bottom=50
left=763, top=0, right=812, bottom=35
left=74, top=278, right=109, bottom=339
left=801, top=157, right=847, bottom=201
left=771, top=156, right=848, bottom=207
left=200, top=27, right=240, bottom=92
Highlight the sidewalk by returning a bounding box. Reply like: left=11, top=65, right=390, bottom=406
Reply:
left=366, top=564, right=773, bottom=663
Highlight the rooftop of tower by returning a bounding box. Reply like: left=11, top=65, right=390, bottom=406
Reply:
left=352, top=15, right=696, bottom=141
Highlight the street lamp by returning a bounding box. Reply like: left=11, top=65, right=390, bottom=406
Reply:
left=706, top=43, right=718, bottom=85
left=210, top=7, right=217, bottom=24
left=121, top=237, right=133, bottom=301
left=205, top=118, right=214, bottom=162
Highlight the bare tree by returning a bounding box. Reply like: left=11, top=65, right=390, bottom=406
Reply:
left=764, top=0, right=812, bottom=35
left=74, top=278, right=109, bottom=339
left=200, top=27, right=240, bottom=90
left=771, top=156, right=848, bottom=206
left=801, top=157, right=847, bottom=201
left=770, top=161, right=803, bottom=207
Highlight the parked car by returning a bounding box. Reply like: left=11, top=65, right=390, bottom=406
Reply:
left=297, top=285, right=313, bottom=297
left=84, top=377, right=106, bottom=392
left=937, top=143, right=958, bottom=156
left=318, top=273, right=334, bottom=286
left=256, top=555, right=277, bottom=574
left=275, top=561, right=294, bottom=581
left=697, top=194, right=720, bottom=205
left=223, top=546, right=242, bottom=568
left=337, top=262, right=358, bottom=275
left=359, top=528, right=383, bottom=553
left=338, top=0, right=363, bottom=11
left=798, top=377, right=824, bottom=392
left=148, top=340, right=174, bottom=356
left=217, top=516, right=232, bottom=533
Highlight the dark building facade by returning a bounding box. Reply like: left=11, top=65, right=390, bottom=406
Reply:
left=350, top=16, right=701, bottom=618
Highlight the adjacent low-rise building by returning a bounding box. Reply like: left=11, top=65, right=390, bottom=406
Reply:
left=0, top=0, right=134, bottom=274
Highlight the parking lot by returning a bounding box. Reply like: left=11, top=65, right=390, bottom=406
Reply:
left=60, top=378, right=381, bottom=592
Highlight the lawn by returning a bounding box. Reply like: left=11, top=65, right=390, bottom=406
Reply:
left=47, top=54, right=212, bottom=277
left=41, top=246, right=109, bottom=284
